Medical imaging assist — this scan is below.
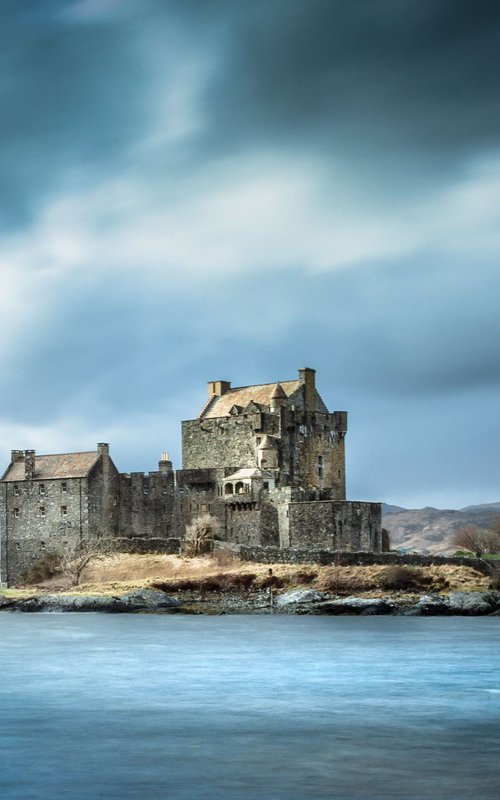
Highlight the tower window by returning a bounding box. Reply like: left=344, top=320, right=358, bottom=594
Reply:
left=61, top=482, right=67, bottom=493
left=61, top=506, right=67, bottom=517
left=40, top=507, right=46, bottom=517
left=39, top=484, right=46, bottom=495
left=13, top=508, right=20, bottom=518
left=13, top=484, right=20, bottom=496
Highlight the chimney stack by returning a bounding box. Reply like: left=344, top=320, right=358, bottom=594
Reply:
left=207, top=380, right=231, bottom=399
left=24, top=450, right=35, bottom=481
left=97, top=443, right=109, bottom=456
left=159, top=451, right=173, bottom=473
left=298, top=367, right=316, bottom=412
left=11, top=450, right=24, bottom=463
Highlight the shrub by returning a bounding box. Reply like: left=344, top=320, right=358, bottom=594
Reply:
left=376, top=566, right=431, bottom=592
left=22, top=553, right=62, bottom=585
left=259, top=574, right=287, bottom=589
left=294, top=570, right=317, bottom=585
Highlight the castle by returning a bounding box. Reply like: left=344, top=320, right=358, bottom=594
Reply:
left=0, top=368, right=382, bottom=585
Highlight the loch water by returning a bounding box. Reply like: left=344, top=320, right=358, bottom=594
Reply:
left=0, top=614, right=499, bottom=800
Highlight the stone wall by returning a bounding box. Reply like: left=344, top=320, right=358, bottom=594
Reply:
left=118, top=470, right=176, bottom=539
left=182, top=415, right=263, bottom=471
left=182, top=406, right=347, bottom=498
left=211, top=543, right=494, bottom=574
left=288, top=501, right=381, bottom=551
left=0, top=476, right=86, bottom=585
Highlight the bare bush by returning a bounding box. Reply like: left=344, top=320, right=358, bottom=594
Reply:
left=452, top=525, right=500, bottom=557
left=184, top=514, right=221, bottom=556
left=60, top=537, right=113, bottom=587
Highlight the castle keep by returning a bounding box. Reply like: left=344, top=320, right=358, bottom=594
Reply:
left=0, top=368, right=382, bottom=585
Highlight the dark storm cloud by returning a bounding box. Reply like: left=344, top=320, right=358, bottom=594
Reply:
left=200, top=0, right=500, bottom=163
left=1, top=0, right=499, bottom=505
left=3, top=0, right=499, bottom=229
left=0, top=1, right=150, bottom=229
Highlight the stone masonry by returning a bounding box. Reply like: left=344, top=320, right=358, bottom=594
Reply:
left=0, top=368, right=382, bottom=585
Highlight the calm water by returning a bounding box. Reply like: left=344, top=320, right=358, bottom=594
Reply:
left=0, top=615, right=499, bottom=800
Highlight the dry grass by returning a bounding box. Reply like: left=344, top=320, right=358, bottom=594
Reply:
left=21, top=553, right=494, bottom=595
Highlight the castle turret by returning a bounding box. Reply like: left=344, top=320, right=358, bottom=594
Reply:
left=257, top=435, right=279, bottom=470
left=270, top=382, right=287, bottom=412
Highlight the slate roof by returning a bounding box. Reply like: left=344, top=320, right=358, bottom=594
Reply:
left=200, top=380, right=300, bottom=419
left=2, top=452, right=100, bottom=482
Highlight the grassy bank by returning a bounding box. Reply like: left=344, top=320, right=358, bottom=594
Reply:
left=15, top=552, right=497, bottom=597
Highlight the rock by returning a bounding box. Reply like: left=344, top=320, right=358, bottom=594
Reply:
left=314, top=597, right=396, bottom=615
left=274, top=589, right=325, bottom=608
left=446, top=591, right=500, bottom=615
left=0, top=595, right=17, bottom=610
left=15, top=595, right=124, bottom=613
left=405, top=594, right=450, bottom=616
left=119, top=588, right=181, bottom=611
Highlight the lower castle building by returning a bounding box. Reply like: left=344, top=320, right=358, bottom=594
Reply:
left=0, top=368, right=382, bottom=585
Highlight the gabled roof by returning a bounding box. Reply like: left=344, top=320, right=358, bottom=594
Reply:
left=200, top=380, right=300, bottom=419
left=2, top=452, right=100, bottom=482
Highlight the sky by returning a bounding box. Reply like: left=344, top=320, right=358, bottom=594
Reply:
left=0, top=0, right=499, bottom=509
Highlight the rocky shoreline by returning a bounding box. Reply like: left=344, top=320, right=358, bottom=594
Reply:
left=1, top=587, right=500, bottom=616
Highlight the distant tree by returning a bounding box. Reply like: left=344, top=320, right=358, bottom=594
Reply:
left=488, top=516, right=500, bottom=543
left=452, top=525, right=499, bottom=557
left=185, top=513, right=221, bottom=556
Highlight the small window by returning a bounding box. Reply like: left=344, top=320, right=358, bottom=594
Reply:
left=61, top=506, right=67, bottom=517
left=14, top=508, right=20, bottom=518
left=61, top=482, right=67, bottom=493
left=256, top=436, right=262, bottom=445
left=40, top=507, right=46, bottom=517
left=39, top=484, right=45, bottom=495
left=318, top=467, right=323, bottom=478
left=13, top=484, right=20, bottom=496
left=40, top=541, right=46, bottom=550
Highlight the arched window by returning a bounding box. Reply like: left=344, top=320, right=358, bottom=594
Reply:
left=235, top=482, right=245, bottom=494
left=224, top=483, right=234, bottom=495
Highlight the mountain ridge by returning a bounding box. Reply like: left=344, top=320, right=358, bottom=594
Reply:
left=381, top=501, right=500, bottom=554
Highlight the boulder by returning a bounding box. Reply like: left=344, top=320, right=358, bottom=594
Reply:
left=314, top=597, right=396, bottom=615
left=15, top=594, right=124, bottom=612
left=274, top=589, right=325, bottom=608
left=405, top=594, right=450, bottom=616
left=446, top=591, right=500, bottom=615
left=119, top=588, right=181, bottom=611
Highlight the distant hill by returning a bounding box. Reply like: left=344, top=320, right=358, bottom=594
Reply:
left=382, top=501, right=500, bottom=554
